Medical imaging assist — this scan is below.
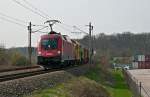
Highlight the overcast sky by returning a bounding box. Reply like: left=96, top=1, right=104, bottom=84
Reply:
left=0, top=0, right=150, bottom=48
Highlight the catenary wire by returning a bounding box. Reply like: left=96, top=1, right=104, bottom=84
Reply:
left=12, top=0, right=49, bottom=20
left=22, top=0, right=51, bottom=19
left=57, top=24, right=73, bottom=32
left=0, top=16, right=27, bottom=27
left=0, top=12, right=27, bottom=24
left=60, top=23, right=88, bottom=34
left=12, top=0, right=88, bottom=34
left=32, top=26, right=48, bottom=33
left=73, top=26, right=88, bottom=34
left=0, top=11, right=46, bottom=28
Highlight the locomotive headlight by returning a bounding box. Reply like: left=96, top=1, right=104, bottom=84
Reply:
left=57, top=51, right=61, bottom=54
left=38, top=51, right=42, bottom=55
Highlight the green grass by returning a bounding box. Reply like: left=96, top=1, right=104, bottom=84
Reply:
left=26, top=77, right=110, bottom=97
left=85, top=68, right=133, bottom=97
left=26, top=84, right=70, bottom=97
left=109, top=70, right=132, bottom=97
left=85, top=68, right=102, bottom=82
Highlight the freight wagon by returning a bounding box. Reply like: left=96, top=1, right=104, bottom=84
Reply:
left=132, top=55, right=150, bottom=69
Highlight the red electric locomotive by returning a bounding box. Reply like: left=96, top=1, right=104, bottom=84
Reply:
left=37, top=31, right=75, bottom=68
left=37, top=20, right=89, bottom=69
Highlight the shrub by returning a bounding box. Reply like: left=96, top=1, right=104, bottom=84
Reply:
left=10, top=52, right=30, bottom=66
left=0, top=47, right=9, bottom=65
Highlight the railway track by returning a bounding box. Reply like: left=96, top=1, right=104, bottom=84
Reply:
left=0, top=65, right=77, bottom=82
left=0, top=69, right=59, bottom=82
left=0, top=65, right=44, bottom=82
left=0, top=69, right=45, bottom=82
left=0, top=66, right=40, bottom=73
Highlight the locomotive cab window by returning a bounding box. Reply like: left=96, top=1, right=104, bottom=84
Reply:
left=41, top=38, right=58, bottom=50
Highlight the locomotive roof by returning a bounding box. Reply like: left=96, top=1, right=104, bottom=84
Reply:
left=41, top=33, right=62, bottom=38
left=71, top=39, right=80, bottom=45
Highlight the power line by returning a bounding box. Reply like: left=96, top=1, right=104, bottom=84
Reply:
left=0, top=12, right=27, bottom=24
left=61, top=23, right=73, bottom=28
left=57, top=24, right=73, bottom=32
left=22, top=0, right=74, bottom=33
left=32, top=26, right=48, bottom=33
left=22, top=3, right=76, bottom=32
left=12, top=0, right=87, bottom=35
left=0, top=11, right=48, bottom=27
left=22, top=0, right=86, bottom=34
left=32, top=24, right=48, bottom=27
left=12, top=0, right=49, bottom=20
left=73, top=26, right=88, bottom=34
left=0, top=16, right=26, bottom=27
left=0, top=11, right=47, bottom=28
left=38, top=31, right=48, bottom=33
left=22, top=0, right=51, bottom=19
left=32, top=30, right=48, bottom=33
left=0, top=11, right=48, bottom=29
left=57, top=23, right=88, bottom=35
left=60, top=23, right=88, bottom=34
left=13, top=0, right=87, bottom=34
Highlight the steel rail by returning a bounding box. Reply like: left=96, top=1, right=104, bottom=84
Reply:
left=0, top=65, right=78, bottom=82
left=0, top=66, right=40, bottom=73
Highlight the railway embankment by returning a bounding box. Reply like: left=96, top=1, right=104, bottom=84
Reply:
left=26, top=65, right=111, bottom=97
left=0, top=65, right=89, bottom=97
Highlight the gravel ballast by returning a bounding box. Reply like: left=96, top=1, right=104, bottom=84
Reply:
left=0, top=65, right=89, bottom=97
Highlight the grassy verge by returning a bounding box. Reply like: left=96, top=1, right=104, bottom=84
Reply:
left=110, top=70, right=132, bottom=97
left=26, top=84, right=70, bottom=97
left=85, top=67, right=133, bottom=97
left=25, top=65, right=132, bottom=97
left=26, top=77, right=110, bottom=97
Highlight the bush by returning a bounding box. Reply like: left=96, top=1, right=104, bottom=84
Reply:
left=66, top=77, right=111, bottom=97
left=0, top=47, right=9, bottom=65
left=11, top=52, right=30, bottom=66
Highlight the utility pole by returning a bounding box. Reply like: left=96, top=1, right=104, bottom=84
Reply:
left=86, top=22, right=93, bottom=66
left=28, top=22, right=32, bottom=65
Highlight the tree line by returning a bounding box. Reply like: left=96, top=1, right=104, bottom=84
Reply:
left=79, top=32, right=150, bottom=64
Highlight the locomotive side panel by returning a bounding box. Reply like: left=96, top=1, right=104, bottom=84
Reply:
left=61, top=35, right=75, bottom=61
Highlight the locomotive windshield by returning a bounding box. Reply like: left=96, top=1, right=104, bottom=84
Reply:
left=41, top=38, right=58, bottom=50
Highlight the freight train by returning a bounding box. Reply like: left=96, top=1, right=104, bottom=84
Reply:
left=37, top=31, right=89, bottom=69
